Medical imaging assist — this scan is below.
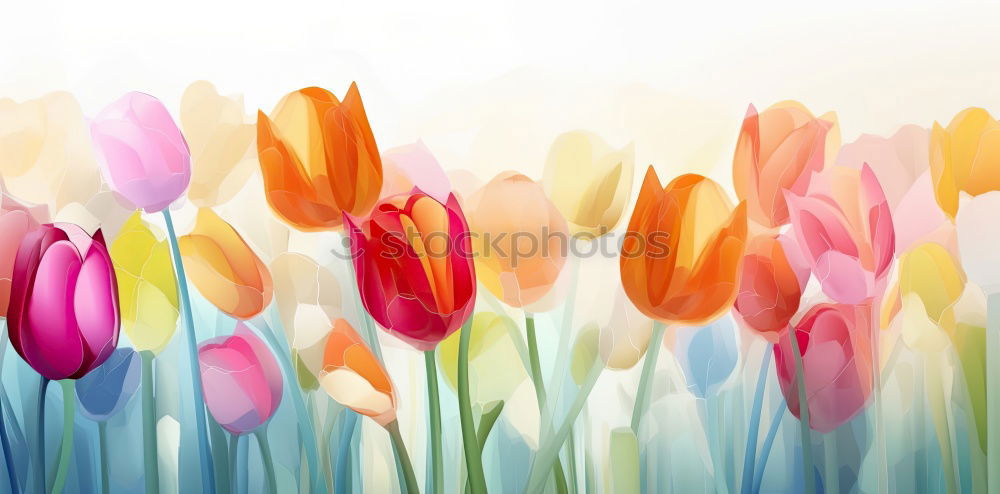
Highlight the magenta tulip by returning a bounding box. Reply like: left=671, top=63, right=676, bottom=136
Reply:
left=90, top=92, right=192, bottom=212
left=7, top=223, right=120, bottom=380
left=198, top=324, right=283, bottom=434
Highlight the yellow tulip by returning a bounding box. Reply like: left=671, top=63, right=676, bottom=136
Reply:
left=898, top=242, right=966, bottom=351
left=437, top=312, right=528, bottom=405
left=542, top=131, right=634, bottom=237
left=110, top=211, right=179, bottom=354
left=930, top=108, right=1000, bottom=219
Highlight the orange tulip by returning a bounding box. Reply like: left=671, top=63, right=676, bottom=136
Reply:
left=620, top=167, right=748, bottom=326
left=732, top=102, right=837, bottom=229
left=465, top=172, right=569, bottom=308
left=256, top=84, right=383, bottom=231
left=179, top=208, right=274, bottom=319
left=318, top=318, right=397, bottom=427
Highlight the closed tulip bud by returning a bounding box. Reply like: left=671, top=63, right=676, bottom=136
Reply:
left=437, top=312, right=528, bottom=405
left=199, top=324, right=283, bottom=434
left=675, top=316, right=740, bottom=399
left=0, top=188, right=47, bottom=316
left=90, top=92, right=191, bottom=212
left=75, top=348, right=141, bottom=421
left=620, top=167, right=747, bottom=326
left=930, top=108, right=1000, bottom=219
left=898, top=242, right=966, bottom=352
left=8, top=223, right=120, bottom=379
left=110, top=212, right=179, bottom=354
left=318, top=319, right=397, bottom=427
left=256, top=84, right=383, bottom=231
left=346, top=190, right=476, bottom=350
left=733, top=234, right=805, bottom=341
left=179, top=208, right=273, bottom=320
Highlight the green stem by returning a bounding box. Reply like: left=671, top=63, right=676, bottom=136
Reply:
left=458, top=316, right=487, bottom=493
left=255, top=428, right=278, bottom=494
left=36, top=376, right=49, bottom=494
left=630, top=322, right=666, bottom=433
left=48, top=380, right=74, bottom=494
left=162, top=209, right=216, bottom=493
left=527, top=360, right=602, bottom=493
left=140, top=351, right=159, bottom=493
left=387, top=421, right=420, bottom=494
left=525, top=315, right=569, bottom=494
left=209, top=419, right=231, bottom=494
left=98, top=421, right=109, bottom=494
left=988, top=292, right=1000, bottom=494
left=424, top=350, right=443, bottom=493
left=788, top=328, right=816, bottom=494
left=824, top=433, right=838, bottom=494
left=926, top=353, right=958, bottom=494
left=465, top=401, right=505, bottom=494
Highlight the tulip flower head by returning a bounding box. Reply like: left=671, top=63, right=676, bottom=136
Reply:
left=8, top=223, right=120, bottom=380
left=0, top=189, right=46, bottom=316
left=543, top=130, right=634, bottom=237
left=733, top=234, right=806, bottom=341
left=785, top=164, right=895, bottom=304
left=318, top=318, right=397, bottom=427
left=256, top=84, right=383, bottom=231
left=90, top=92, right=192, bottom=213
left=346, top=190, right=476, bottom=351
left=675, top=316, right=740, bottom=399
left=437, top=312, right=528, bottom=405
left=733, top=102, right=838, bottom=229
left=620, top=167, right=748, bottom=326
left=898, top=242, right=966, bottom=351
left=179, top=208, right=273, bottom=320
left=111, top=212, right=179, bottom=354
left=467, top=172, right=568, bottom=308
left=930, top=108, right=1000, bottom=219
left=774, top=303, right=874, bottom=432
left=75, top=347, right=141, bottom=421
left=198, top=324, right=283, bottom=434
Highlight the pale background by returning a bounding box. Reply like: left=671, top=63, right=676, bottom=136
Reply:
left=2, top=1, right=997, bottom=490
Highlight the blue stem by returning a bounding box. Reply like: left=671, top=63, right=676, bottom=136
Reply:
left=0, top=393, right=18, bottom=494
left=162, top=209, right=216, bottom=493
left=740, top=345, right=773, bottom=494
left=336, top=411, right=360, bottom=494
left=752, top=405, right=786, bottom=494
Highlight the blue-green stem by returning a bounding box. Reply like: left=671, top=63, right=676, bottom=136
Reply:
left=458, top=316, right=487, bottom=493
left=48, top=380, right=74, bottom=494
left=787, top=328, right=815, bottom=494
left=988, top=292, right=1000, bottom=494
left=630, top=322, right=666, bottom=433
left=740, top=344, right=773, bottom=494
left=247, top=318, right=321, bottom=492
left=227, top=434, right=239, bottom=494
left=387, top=420, right=420, bottom=493
left=98, top=421, right=109, bottom=494
left=752, top=405, right=785, bottom=493
left=255, top=428, right=278, bottom=494
left=35, top=376, right=49, bottom=493
left=424, top=350, right=443, bottom=493
left=0, top=390, right=18, bottom=494
left=525, top=315, right=568, bottom=494
left=162, top=208, right=216, bottom=492
left=336, top=411, right=359, bottom=494
left=824, top=433, right=839, bottom=494
left=140, top=350, right=159, bottom=493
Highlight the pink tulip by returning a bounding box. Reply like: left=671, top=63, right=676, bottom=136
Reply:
left=90, top=92, right=192, bottom=212
left=7, top=223, right=120, bottom=380
left=785, top=164, right=895, bottom=304
left=198, top=324, right=283, bottom=434
left=0, top=188, right=47, bottom=317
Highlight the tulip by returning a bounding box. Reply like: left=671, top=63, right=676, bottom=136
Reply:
left=619, top=167, right=747, bottom=436
left=318, top=319, right=418, bottom=493
left=542, top=130, right=634, bottom=236
left=381, top=140, right=452, bottom=203
left=346, top=190, right=476, bottom=350
left=90, top=92, right=192, bottom=213
left=0, top=188, right=46, bottom=316
left=774, top=303, right=874, bottom=433
left=110, top=211, right=179, bottom=354
left=467, top=172, right=569, bottom=308
left=598, top=289, right=655, bottom=371
left=180, top=81, right=257, bottom=207
left=785, top=165, right=895, bottom=304
left=0, top=92, right=103, bottom=211
left=675, top=317, right=740, bottom=399
left=733, top=234, right=805, bottom=341
left=732, top=102, right=837, bottom=229
left=8, top=222, right=119, bottom=493
left=930, top=108, right=1000, bottom=219
left=179, top=208, right=274, bottom=320
left=620, top=167, right=748, bottom=326
left=256, top=84, right=383, bottom=231
left=437, top=312, right=528, bottom=405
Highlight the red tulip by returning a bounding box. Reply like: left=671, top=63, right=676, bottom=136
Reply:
left=774, top=303, right=874, bottom=432
left=8, top=223, right=120, bottom=380
left=346, top=190, right=476, bottom=351
left=733, top=234, right=806, bottom=341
